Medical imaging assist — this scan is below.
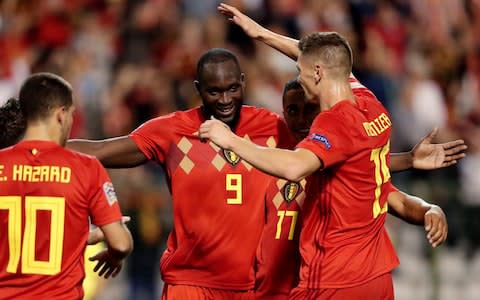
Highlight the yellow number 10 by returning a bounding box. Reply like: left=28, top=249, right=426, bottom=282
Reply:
left=0, top=196, right=65, bottom=275
left=370, top=141, right=390, bottom=218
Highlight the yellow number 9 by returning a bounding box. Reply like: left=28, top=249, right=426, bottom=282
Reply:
left=226, top=174, right=242, bottom=204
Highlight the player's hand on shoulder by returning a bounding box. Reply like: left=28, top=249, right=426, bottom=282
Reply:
left=424, top=205, right=448, bottom=248
left=89, top=248, right=125, bottom=279
left=218, top=3, right=263, bottom=39
left=411, top=128, right=467, bottom=170
left=198, top=116, right=234, bottom=149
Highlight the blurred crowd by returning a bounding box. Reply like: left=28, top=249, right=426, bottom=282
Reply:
left=1, top=0, right=479, bottom=299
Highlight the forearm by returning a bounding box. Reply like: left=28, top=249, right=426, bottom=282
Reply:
left=67, top=138, right=147, bottom=168
left=229, top=135, right=319, bottom=181
left=103, top=222, right=133, bottom=258
left=257, top=28, right=300, bottom=60
left=388, top=191, right=431, bottom=225
left=68, top=139, right=103, bottom=157
left=390, top=152, right=413, bottom=173
left=87, top=228, right=103, bottom=245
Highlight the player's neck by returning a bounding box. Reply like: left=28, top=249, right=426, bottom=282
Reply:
left=318, top=78, right=354, bottom=111
left=22, top=121, right=62, bottom=145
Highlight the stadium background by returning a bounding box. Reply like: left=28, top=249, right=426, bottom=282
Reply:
left=0, top=0, right=479, bottom=299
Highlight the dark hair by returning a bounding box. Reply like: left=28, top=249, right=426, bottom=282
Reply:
left=298, top=32, right=353, bottom=78
left=283, top=78, right=303, bottom=96
left=19, top=72, right=73, bottom=122
left=196, top=48, right=241, bottom=83
left=0, top=98, right=25, bottom=148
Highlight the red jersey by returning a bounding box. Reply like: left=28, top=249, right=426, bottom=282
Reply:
left=254, top=130, right=300, bottom=299
left=296, top=80, right=399, bottom=289
left=255, top=76, right=387, bottom=297
left=0, top=140, right=122, bottom=300
left=130, top=106, right=287, bottom=290
left=255, top=177, right=306, bottom=299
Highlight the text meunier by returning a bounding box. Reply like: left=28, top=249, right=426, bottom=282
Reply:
left=362, top=113, right=392, bottom=137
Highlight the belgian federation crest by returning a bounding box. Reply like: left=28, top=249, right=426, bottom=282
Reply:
left=283, top=182, right=300, bottom=203
left=223, top=149, right=241, bottom=166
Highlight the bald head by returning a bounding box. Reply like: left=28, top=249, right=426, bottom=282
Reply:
left=196, top=48, right=242, bottom=83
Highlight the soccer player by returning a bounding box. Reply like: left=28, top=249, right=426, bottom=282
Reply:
left=0, top=98, right=131, bottom=246
left=68, top=48, right=288, bottom=299
left=0, top=73, right=133, bottom=300
left=214, top=6, right=465, bottom=298
left=255, top=78, right=450, bottom=299
left=68, top=46, right=464, bottom=299
left=216, top=2, right=465, bottom=172
left=198, top=30, right=447, bottom=299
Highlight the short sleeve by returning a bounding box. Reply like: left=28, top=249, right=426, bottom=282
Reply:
left=129, top=116, right=172, bottom=163
left=88, top=158, right=122, bottom=226
left=383, top=180, right=398, bottom=196
left=296, top=112, right=354, bottom=168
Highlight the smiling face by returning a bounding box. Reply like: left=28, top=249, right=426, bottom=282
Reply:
left=283, top=86, right=320, bottom=142
left=196, top=60, right=245, bottom=128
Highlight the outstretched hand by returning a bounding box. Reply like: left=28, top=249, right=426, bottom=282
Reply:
left=218, top=3, right=263, bottom=39
left=89, top=248, right=124, bottom=279
left=424, top=205, right=448, bottom=248
left=198, top=116, right=234, bottom=149
left=411, top=128, right=467, bottom=170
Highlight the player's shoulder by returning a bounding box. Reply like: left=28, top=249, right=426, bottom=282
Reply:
left=310, top=105, right=355, bottom=135
left=237, top=105, right=283, bottom=137
left=313, top=108, right=339, bottom=123
left=137, top=107, right=201, bottom=129
left=355, top=91, right=388, bottom=117
left=241, top=105, right=280, bottom=117
left=130, top=107, right=201, bottom=139
left=0, top=146, right=16, bottom=160
left=0, top=145, right=14, bottom=153
left=149, top=107, right=199, bottom=122
left=63, top=148, right=103, bottom=169
left=240, top=105, right=281, bottom=122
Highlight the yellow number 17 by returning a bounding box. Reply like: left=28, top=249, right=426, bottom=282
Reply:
left=275, top=210, right=299, bottom=240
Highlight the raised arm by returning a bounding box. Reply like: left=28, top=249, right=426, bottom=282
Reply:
left=88, top=221, right=133, bottom=278
left=218, top=3, right=300, bottom=60
left=67, top=136, right=148, bottom=168
left=220, top=4, right=467, bottom=173
left=387, top=191, right=447, bottom=248
left=390, top=128, right=467, bottom=172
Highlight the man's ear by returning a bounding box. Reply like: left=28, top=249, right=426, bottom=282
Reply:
left=314, top=64, right=323, bottom=84
left=55, top=106, right=66, bottom=125
left=240, top=73, right=246, bottom=89
left=194, top=80, right=200, bottom=93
